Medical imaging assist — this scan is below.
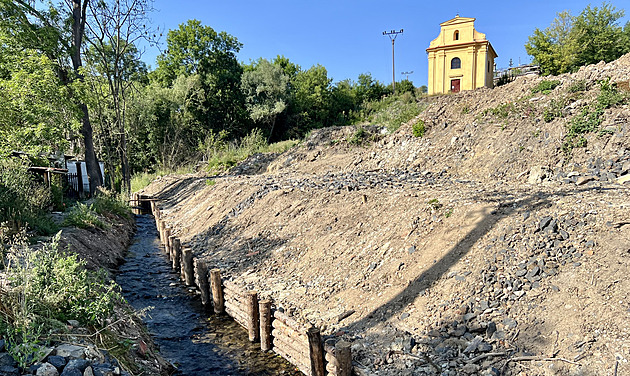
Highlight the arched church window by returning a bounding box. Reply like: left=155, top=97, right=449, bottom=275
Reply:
left=451, top=57, right=461, bottom=69
left=454, top=30, right=459, bottom=40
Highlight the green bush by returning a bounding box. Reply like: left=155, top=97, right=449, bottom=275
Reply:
left=347, top=127, right=368, bottom=145
left=543, top=99, right=565, bottom=122
left=567, top=80, right=587, bottom=93
left=1, top=233, right=122, bottom=367
left=0, top=159, right=53, bottom=234
left=93, top=189, right=130, bottom=219
left=412, top=120, right=426, bottom=137
left=531, top=80, right=561, bottom=94
left=63, top=203, right=106, bottom=229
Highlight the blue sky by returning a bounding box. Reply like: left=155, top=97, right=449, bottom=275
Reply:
left=142, top=0, right=630, bottom=87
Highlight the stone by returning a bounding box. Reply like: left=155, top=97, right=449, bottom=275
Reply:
left=477, top=341, right=493, bottom=352
left=0, top=365, right=20, bottom=376
left=538, top=217, right=552, bottom=231
left=462, top=363, right=480, bottom=374
left=55, top=344, right=85, bottom=359
left=36, top=363, right=60, bottom=376
left=60, top=368, right=83, bottom=376
left=47, top=356, right=67, bottom=371
left=486, top=322, right=497, bottom=338
left=0, top=353, right=17, bottom=368
left=66, top=359, right=89, bottom=372
left=576, top=176, right=595, bottom=185
left=83, top=366, right=95, bottom=376
left=528, top=166, right=545, bottom=184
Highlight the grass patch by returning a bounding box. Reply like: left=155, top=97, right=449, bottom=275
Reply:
left=130, top=165, right=196, bottom=193
left=567, top=80, right=587, bottom=93
left=543, top=99, right=565, bottom=122
left=93, top=189, right=130, bottom=219
left=531, top=80, right=561, bottom=94
left=483, top=102, right=515, bottom=119
left=412, top=120, right=426, bottom=137
left=0, top=232, right=123, bottom=367
left=562, top=78, right=628, bottom=154
left=63, top=203, right=106, bottom=229
left=202, top=129, right=299, bottom=173
left=360, top=92, right=425, bottom=132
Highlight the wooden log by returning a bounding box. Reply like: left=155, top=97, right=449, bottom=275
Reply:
left=259, top=300, right=272, bottom=351
left=271, top=329, right=309, bottom=355
left=307, top=327, right=325, bottom=376
left=273, top=346, right=311, bottom=376
left=182, top=248, right=194, bottom=286
left=171, top=238, right=181, bottom=271
left=247, top=291, right=259, bottom=342
left=224, top=304, right=248, bottom=329
left=272, top=320, right=308, bottom=343
left=274, top=310, right=309, bottom=334
left=223, top=299, right=248, bottom=318
left=272, top=336, right=311, bottom=372
left=210, top=269, right=224, bottom=314
left=273, top=345, right=310, bottom=373
left=335, top=341, right=352, bottom=376
left=194, top=259, right=210, bottom=307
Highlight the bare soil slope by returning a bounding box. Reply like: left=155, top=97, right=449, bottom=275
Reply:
left=141, top=55, right=630, bottom=376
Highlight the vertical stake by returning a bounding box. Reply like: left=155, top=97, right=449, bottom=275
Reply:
left=259, top=300, right=272, bottom=351
left=307, top=327, right=326, bottom=376
left=209, top=269, right=224, bottom=314
left=247, top=291, right=260, bottom=342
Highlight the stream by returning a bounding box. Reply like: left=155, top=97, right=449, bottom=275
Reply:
left=116, top=214, right=302, bottom=375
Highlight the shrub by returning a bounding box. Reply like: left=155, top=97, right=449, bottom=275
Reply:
left=562, top=78, right=628, bottom=154
left=567, top=80, right=587, bottom=93
left=543, top=99, right=565, bottom=122
left=92, top=189, right=130, bottom=219
left=1, top=232, right=122, bottom=367
left=347, top=127, right=368, bottom=145
left=63, top=203, right=106, bottom=229
left=0, top=159, right=53, bottom=234
left=531, top=80, right=561, bottom=94
left=412, top=120, right=426, bottom=137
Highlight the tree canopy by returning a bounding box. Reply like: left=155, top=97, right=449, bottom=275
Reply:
left=526, top=2, right=630, bottom=75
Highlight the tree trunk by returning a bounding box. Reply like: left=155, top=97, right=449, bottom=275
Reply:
left=72, top=0, right=102, bottom=195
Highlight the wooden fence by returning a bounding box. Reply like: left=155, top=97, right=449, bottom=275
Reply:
left=144, top=198, right=352, bottom=376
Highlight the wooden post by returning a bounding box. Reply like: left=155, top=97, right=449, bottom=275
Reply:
left=259, top=300, right=272, bottom=351
left=194, top=259, right=210, bottom=307
left=75, top=161, right=83, bottom=197
left=168, top=235, right=176, bottom=261
left=307, top=327, right=326, bottom=376
left=163, top=228, right=171, bottom=254
left=247, top=291, right=260, bottom=342
left=171, top=238, right=181, bottom=271
left=336, top=341, right=352, bottom=376
left=210, top=269, right=224, bottom=314
left=182, top=248, right=194, bottom=286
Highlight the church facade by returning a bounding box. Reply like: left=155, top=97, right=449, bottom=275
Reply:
left=426, top=16, right=497, bottom=95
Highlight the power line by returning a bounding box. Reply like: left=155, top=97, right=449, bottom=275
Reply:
left=382, top=29, right=403, bottom=94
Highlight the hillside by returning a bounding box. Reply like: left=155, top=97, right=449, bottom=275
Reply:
left=140, top=55, right=630, bottom=376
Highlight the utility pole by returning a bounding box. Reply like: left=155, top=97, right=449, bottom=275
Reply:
left=383, top=29, right=403, bottom=94
left=401, top=71, right=414, bottom=81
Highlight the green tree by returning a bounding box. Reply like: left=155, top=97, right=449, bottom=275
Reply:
left=153, top=20, right=247, bottom=137
left=241, top=59, right=289, bottom=141
left=288, top=64, right=333, bottom=137
left=572, top=3, right=626, bottom=67
left=526, top=3, right=629, bottom=75
left=525, top=10, right=575, bottom=75
left=1, top=0, right=103, bottom=193
left=0, top=33, right=80, bottom=156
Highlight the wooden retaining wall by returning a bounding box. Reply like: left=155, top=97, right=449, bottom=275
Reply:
left=144, top=198, right=352, bottom=376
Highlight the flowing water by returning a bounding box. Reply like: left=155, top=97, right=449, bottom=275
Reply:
left=116, top=214, right=302, bottom=375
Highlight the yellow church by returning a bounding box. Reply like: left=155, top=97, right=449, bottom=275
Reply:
left=426, top=16, right=497, bottom=95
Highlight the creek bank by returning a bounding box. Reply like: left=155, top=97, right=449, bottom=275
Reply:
left=0, top=210, right=173, bottom=376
